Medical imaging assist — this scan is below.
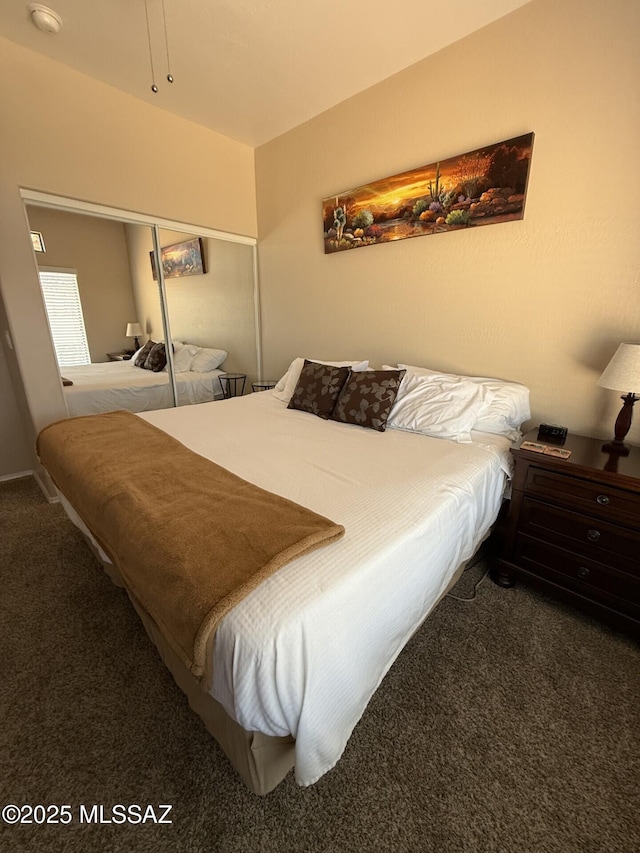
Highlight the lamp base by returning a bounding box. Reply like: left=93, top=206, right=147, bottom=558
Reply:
left=602, top=392, right=638, bottom=457
left=601, top=439, right=630, bottom=456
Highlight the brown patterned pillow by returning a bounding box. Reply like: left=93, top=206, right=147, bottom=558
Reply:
left=331, top=369, right=406, bottom=431
left=143, top=342, right=168, bottom=372
left=134, top=339, right=155, bottom=367
left=287, top=360, right=351, bottom=419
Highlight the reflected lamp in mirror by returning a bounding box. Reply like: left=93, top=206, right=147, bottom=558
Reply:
left=126, top=322, right=143, bottom=352
left=597, top=342, right=640, bottom=455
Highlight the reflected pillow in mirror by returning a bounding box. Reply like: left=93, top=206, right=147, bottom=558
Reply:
left=191, top=347, right=227, bottom=372
left=172, top=344, right=198, bottom=373
left=143, top=342, right=168, bottom=372
left=133, top=340, right=155, bottom=368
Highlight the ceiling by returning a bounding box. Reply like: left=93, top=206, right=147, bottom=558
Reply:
left=1, top=0, right=533, bottom=147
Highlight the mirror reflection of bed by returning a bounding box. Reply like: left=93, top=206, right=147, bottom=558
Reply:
left=60, top=343, right=228, bottom=416
left=26, top=204, right=259, bottom=416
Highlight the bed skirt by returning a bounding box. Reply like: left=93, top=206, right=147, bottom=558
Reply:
left=130, top=584, right=296, bottom=796
left=80, top=532, right=294, bottom=794
left=81, top=531, right=469, bottom=795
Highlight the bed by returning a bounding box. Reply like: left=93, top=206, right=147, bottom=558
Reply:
left=61, top=342, right=227, bottom=416
left=37, top=358, right=530, bottom=794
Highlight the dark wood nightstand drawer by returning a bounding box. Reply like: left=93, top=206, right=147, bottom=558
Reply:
left=519, top=497, right=640, bottom=579
left=514, top=535, right=640, bottom=616
left=495, top=431, right=640, bottom=634
left=523, top=466, right=640, bottom=526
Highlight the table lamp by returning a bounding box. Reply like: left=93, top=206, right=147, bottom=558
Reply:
left=126, top=322, right=143, bottom=351
left=597, top=342, right=640, bottom=455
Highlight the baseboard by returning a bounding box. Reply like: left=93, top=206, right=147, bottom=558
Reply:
left=0, top=470, right=33, bottom=483
left=0, top=469, right=59, bottom=504
left=34, top=469, right=59, bottom=503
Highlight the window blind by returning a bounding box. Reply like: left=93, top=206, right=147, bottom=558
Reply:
left=38, top=270, right=91, bottom=367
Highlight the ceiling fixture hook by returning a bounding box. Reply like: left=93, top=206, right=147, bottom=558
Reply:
left=143, top=0, right=158, bottom=93
left=161, top=0, right=174, bottom=84
left=144, top=0, right=174, bottom=94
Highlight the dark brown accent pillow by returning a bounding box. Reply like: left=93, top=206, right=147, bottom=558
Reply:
left=143, top=342, right=168, bottom=373
left=287, top=360, right=351, bottom=419
left=331, top=369, right=406, bottom=432
left=134, top=339, right=155, bottom=368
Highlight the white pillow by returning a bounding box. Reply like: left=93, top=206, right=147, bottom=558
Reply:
left=387, top=372, right=488, bottom=442
left=190, top=347, right=227, bottom=373
left=130, top=344, right=145, bottom=366
left=172, top=343, right=198, bottom=373
left=273, top=357, right=369, bottom=404
left=398, top=363, right=530, bottom=441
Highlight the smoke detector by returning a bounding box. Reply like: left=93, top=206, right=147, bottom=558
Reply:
left=28, top=3, right=63, bottom=34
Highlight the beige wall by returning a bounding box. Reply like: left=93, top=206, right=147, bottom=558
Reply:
left=124, top=224, right=164, bottom=344
left=163, top=237, right=258, bottom=386
left=255, top=0, right=640, bottom=444
left=0, top=345, right=31, bottom=477
left=0, top=37, right=256, bottom=483
left=0, top=294, right=31, bottom=478
left=27, top=207, right=138, bottom=362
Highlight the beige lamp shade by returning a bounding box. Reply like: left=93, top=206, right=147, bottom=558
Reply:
left=126, top=322, right=143, bottom=338
left=597, top=343, right=640, bottom=393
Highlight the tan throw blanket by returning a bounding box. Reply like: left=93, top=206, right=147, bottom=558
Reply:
left=37, top=410, right=345, bottom=676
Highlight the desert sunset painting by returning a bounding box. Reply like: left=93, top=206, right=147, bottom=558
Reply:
left=323, top=133, right=534, bottom=253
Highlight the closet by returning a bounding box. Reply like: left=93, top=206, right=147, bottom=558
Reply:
left=23, top=191, right=260, bottom=413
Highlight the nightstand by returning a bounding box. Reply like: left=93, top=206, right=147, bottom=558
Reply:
left=220, top=373, right=246, bottom=398
left=107, top=351, right=132, bottom=361
left=494, top=430, right=640, bottom=634
left=252, top=380, right=277, bottom=392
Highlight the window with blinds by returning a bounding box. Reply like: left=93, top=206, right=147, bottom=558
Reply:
left=38, top=269, right=91, bottom=367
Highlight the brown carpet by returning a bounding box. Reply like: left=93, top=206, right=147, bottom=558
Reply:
left=1, top=476, right=638, bottom=853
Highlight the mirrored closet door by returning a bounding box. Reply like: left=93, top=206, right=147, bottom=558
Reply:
left=24, top=194, right=260, bottom=417
left=135, top=225, right=259, bottom=406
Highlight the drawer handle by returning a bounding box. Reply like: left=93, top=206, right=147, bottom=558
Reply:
left=577, top=566, right=590, bottom=580
left=587, top=529, right=601, bottom=542
left=596, top=494, right=610, bottom=506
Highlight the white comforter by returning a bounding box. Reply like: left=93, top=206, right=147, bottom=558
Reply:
left=62, top=360, right=224, bottom=416
left=136, top=392, right=512, bottom=787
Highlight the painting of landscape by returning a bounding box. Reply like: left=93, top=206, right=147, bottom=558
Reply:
left=150, top=237, right=206, bottom=280
left=323, top=133, right=534, bottom=254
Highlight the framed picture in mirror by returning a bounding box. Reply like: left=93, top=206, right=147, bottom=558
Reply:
left=150, top=237, right=206, bottom=280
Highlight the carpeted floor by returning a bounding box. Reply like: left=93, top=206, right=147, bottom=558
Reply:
left=1, top=476, right=638, bottom=853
